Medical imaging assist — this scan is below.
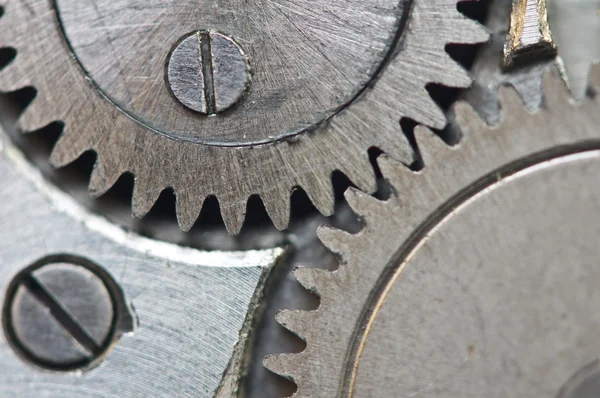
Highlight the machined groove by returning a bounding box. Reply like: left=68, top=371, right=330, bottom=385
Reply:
left=199, top=31, right=216, bottom=115
left=20, top=275, right=101, bottom=356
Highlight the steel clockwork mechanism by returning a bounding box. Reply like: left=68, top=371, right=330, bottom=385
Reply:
left=4, top=0, right=600, bottom=397
left=265, top=68, right=600, bottom=397
left=0, top=0, right=487, bottom=233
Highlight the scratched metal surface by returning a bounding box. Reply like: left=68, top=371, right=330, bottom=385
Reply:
left=0, top=0, right=487, bottom=233
left=0, top=129, right=284, bottom=397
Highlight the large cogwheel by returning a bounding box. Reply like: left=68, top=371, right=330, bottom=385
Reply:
left=0, top=0, right=487, bottom=234
left=264, top=68, right=600, bottom=397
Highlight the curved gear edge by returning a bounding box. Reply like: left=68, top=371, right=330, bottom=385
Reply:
left=263, top=66, right=600, bottom=397
left=0, top=0, right=487, bottom=234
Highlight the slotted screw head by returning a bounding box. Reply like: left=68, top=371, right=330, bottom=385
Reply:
left=167, top=30, right=251, bottom=115
left=3, top=257, right=134, bottom=371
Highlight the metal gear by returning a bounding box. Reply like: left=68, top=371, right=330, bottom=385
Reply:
left=465, top=0, right=600, bottom=126
left=264, top=67, right=600, bottom=397
left=0, top=0, right=487, bottom=234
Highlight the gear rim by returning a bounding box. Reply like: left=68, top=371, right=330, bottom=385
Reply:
left=0, top=0, right=487, bottom=234
left=264, top=67, right=600, bottom=397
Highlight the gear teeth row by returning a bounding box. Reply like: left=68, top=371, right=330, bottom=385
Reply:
left=465, top=0, right=600, bottom=125
left=388, top=1, right=488, bottom=128
left=264, top=67, right=600, bottom=397
left=0, top=0, right=487, bottom=234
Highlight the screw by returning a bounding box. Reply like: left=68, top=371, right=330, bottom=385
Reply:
left=3, top=256, right=134, bottom=371
left=167, top=30, right=250, bottom=115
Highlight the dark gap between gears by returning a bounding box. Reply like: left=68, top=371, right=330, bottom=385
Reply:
left=20, top=275, right=101, bottom=356
left=252, top=2, right=492, bottom=392
left=0, top=47, right=16, bottom=69
left=457, top=0, right=490, bottom=24
left=3, top=86, right=36, bottom=114
left=425, top=0, right=490, bottom=145
left=399, top=118, right=424, bottom=171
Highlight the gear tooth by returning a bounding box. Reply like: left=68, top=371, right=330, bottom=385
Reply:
left=305, top=184, right=335, bottom=217
left=18, top=98, right=54, bottom=133
left=275, top=310, right=314, bottom=340
left=49, top=131, right=87, bottom=168
left=338, top=153, right=377, bottom=194
left=219, top=199, right=247, bottom=235
left=131, top=179, right=162, bottom=218
left=415, top=125, right=448, bottom=166
left=541, top=69, right=572, bottom=110
left=316, top=225, right=353, bottom=255
left=497, top=84, right=530, bottom=120
left=452, top=101, right=488, bottom=137
left=510, top=76, right=544, bottom=113
left=467, top=24, right=490, bottom=44
left=88, top=160, right=121, bottom=197
left=431, top=57, right=473, bottom=88
left=293, top=267, right=332, bottom=297
left=376, top=154, right=413, bottom=190
left=175, top=192, right=203, bottom=232
left=409, top=94, right=447, bottom=131
left=344, top=187, right=381, bottom=220
left=447, top=15, right=490, bottom=44
left=262, top=190, right=291, bottom=231
left=263, top=353, right=301, bottom=383
left=0, top=59, right=25, bottom=92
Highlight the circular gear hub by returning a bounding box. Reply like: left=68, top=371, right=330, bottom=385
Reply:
left=264, top=68, right=600, bottom=396
left=0, top=0, right=487, bottom=233
left=55, top=0, right=404, bottom=144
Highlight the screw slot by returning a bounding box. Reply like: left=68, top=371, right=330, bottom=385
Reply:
left=2, top=255, right=135, bottom=372
left=167, top=30, right=251, bottom=115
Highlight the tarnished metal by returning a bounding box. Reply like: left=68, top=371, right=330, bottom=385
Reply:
left=0, top=0, right=487, bottom=233
left=265, top=68, right=600, bottom=397
left=504, top=0, right=556, bottom=68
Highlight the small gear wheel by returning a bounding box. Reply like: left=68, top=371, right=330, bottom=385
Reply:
left=0, top=0, right=487, bottom=233
left=264, top=67, right=600, bottom=396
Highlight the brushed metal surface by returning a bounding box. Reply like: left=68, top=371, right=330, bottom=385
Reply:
left=55, top=0, right=403, bottom=144
left=0, top=128, right=285, bottom=396
left=356, top=151, right=600, bottom=396
left=0, top=0, right=487, bottom=233
left=265, top=69, right=600, bottom=397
